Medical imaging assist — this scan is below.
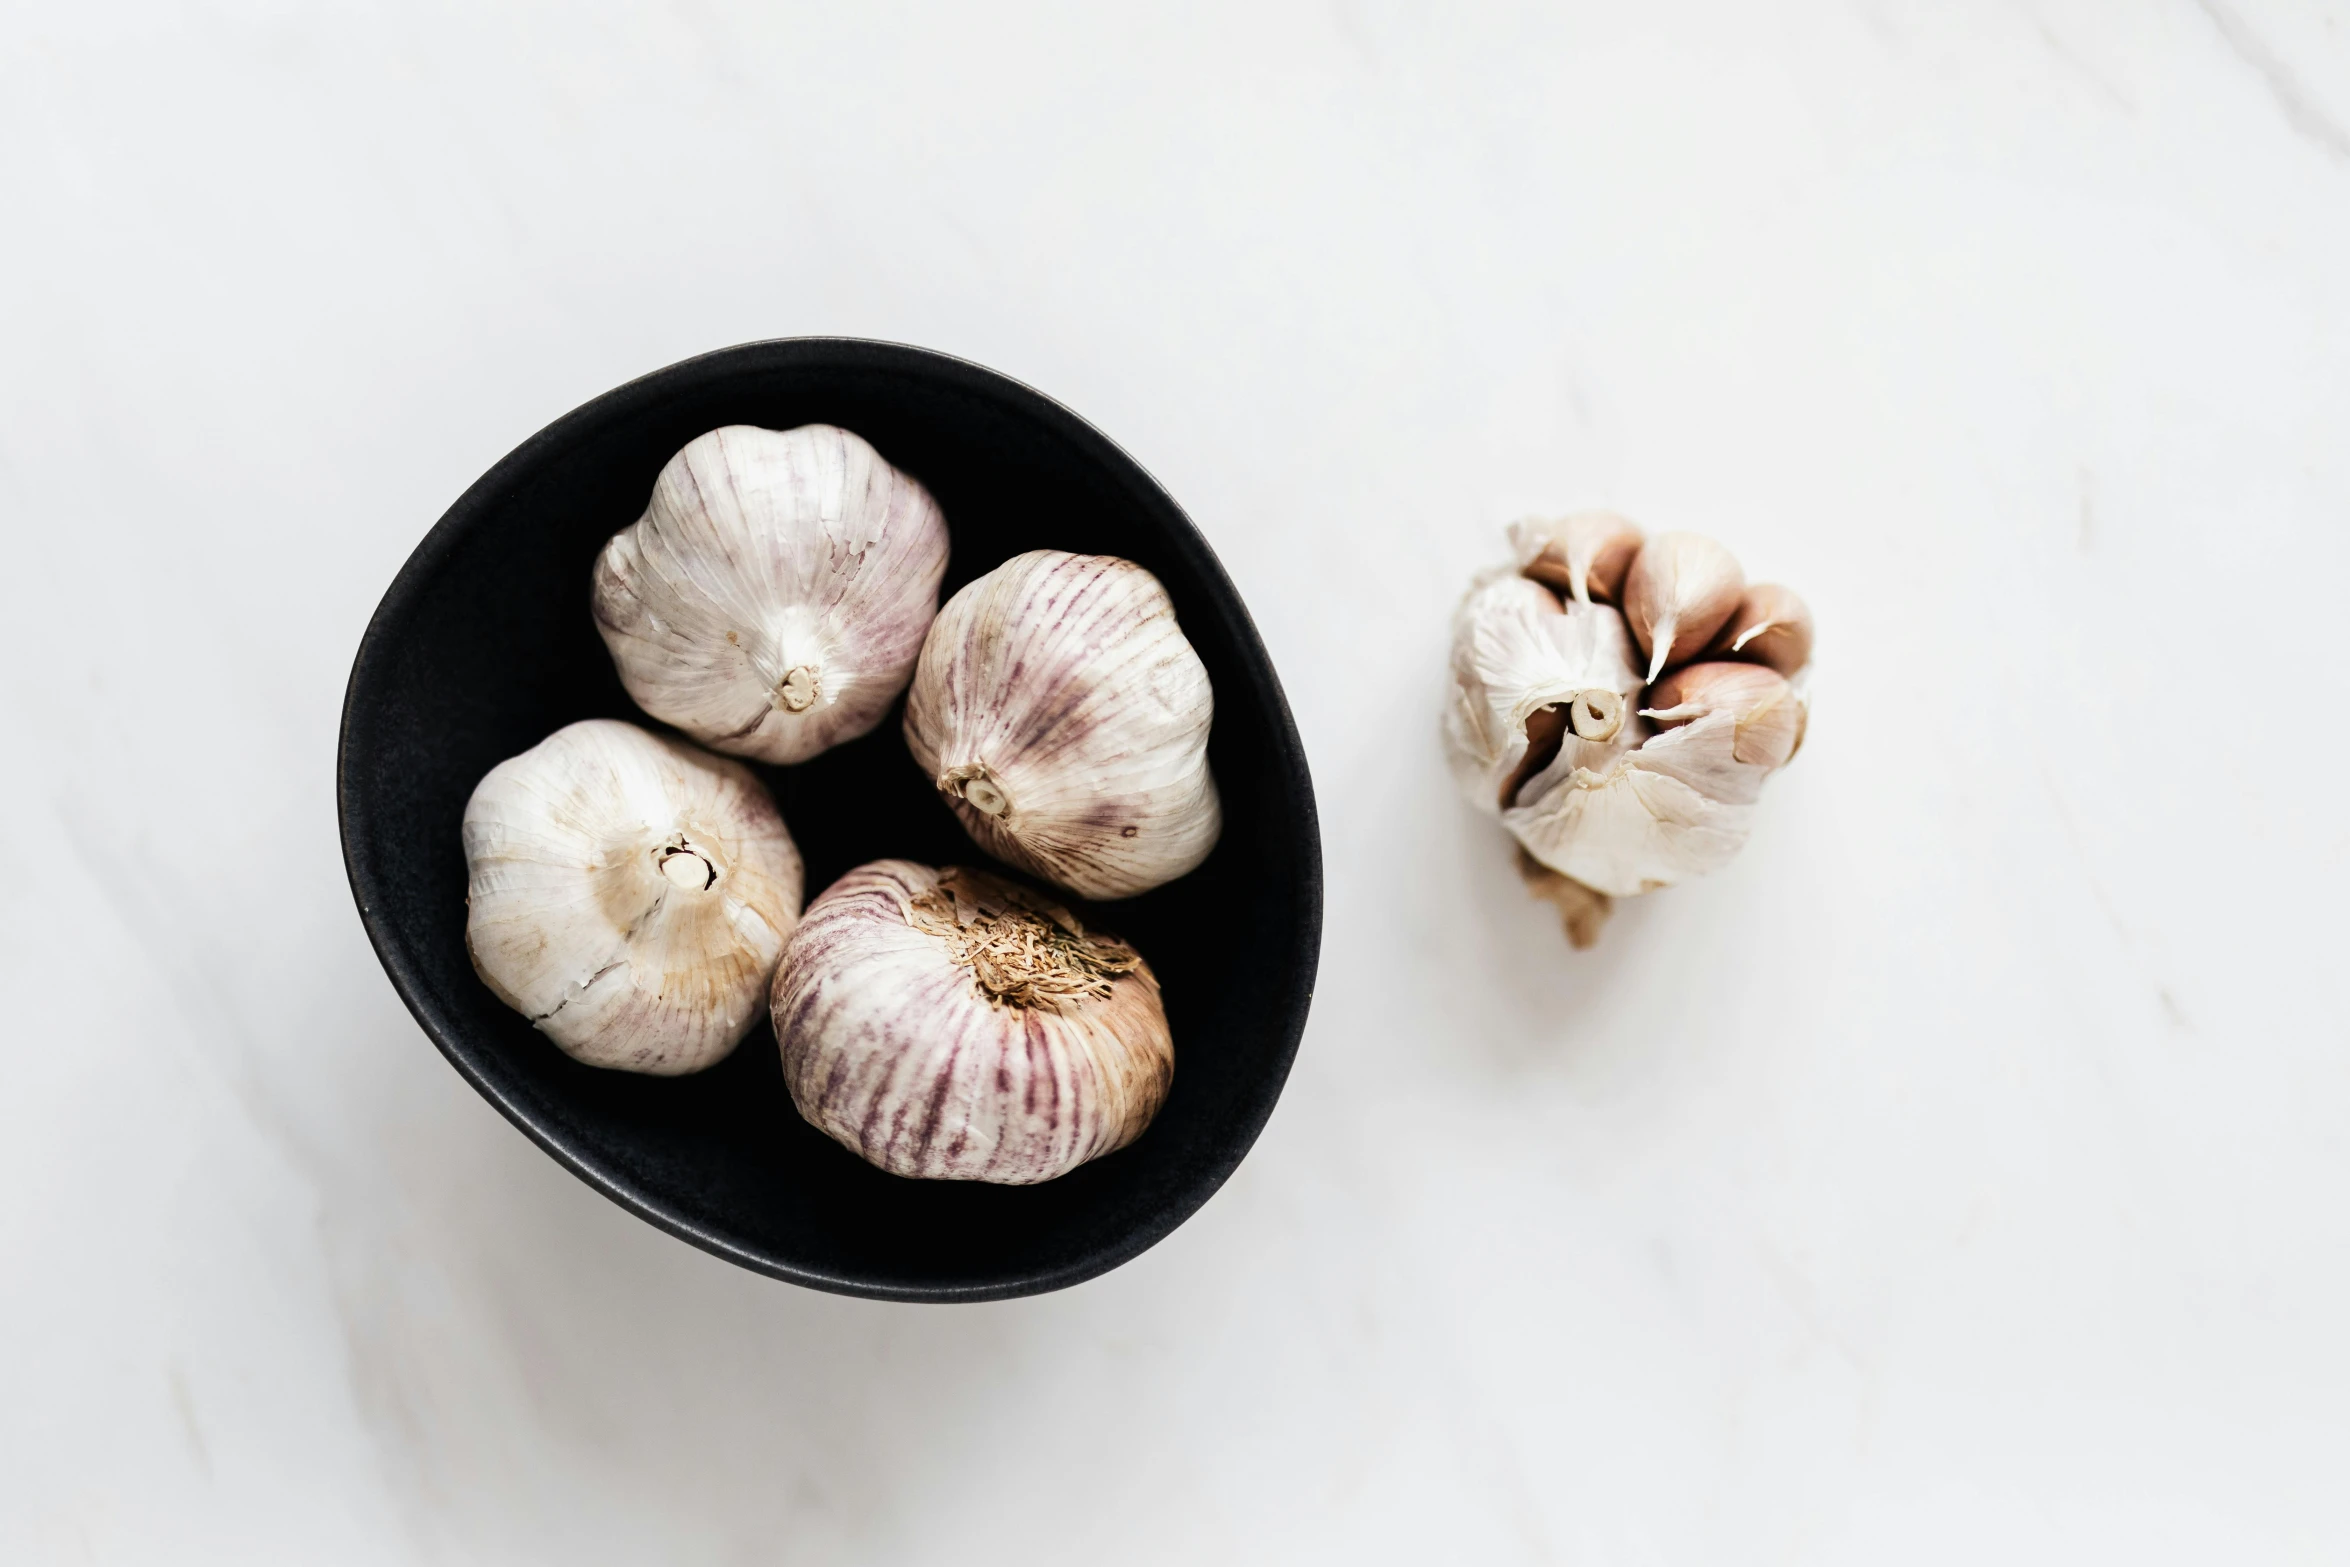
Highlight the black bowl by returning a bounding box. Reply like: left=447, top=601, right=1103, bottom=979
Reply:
left=338, top=339, right=1320, bottom=1302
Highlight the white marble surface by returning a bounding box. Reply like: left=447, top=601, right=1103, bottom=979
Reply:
left=6, top=2, right=2349, bottom=1560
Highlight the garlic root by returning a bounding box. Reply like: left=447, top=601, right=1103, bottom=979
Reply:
left=1516, top=849, right=1613, bottom=949
left=772, top=861, right=1172, bottom=1183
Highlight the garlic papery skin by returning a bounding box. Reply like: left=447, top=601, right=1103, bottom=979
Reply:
left=1706, top=583, right=1815, bottom=677
left=1509, top=512, right=1643, bottom=605
left=463, top=719, right=804, bottom=1074
left=904, top=550, right=1220, bottom=900
left=1505, top=660, right=1802, bottom=898
left=1623, top=531, right=1745, bottom=684
left=1643, top=660, right=1802, bottom=770
left=1445, top=570, right=1645, bottom=814
left=771, top=862, right=1173, bottom=1184
left=1501, top=703, right=1779, bottom=898
left=591, top=424, right=950, bottom=765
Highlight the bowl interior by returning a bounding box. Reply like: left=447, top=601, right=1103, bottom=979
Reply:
left=339, top=339, right=1320, bottom=1301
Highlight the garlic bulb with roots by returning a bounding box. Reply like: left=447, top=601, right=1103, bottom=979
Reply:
left=771, top=861, right=1173, bottom=1183
left=591, top=424, right=949, bottom=765
left=905, top=550, right=1220, bottom=900
left=463, top=719, right=804, bottom=1073
left=1445, top=521, right=1813, bottom=946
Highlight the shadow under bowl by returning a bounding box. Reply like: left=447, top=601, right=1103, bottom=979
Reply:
left=337, top=338, right=1321, bottom=1303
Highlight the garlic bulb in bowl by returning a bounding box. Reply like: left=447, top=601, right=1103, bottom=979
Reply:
left=1447, top=519, right=1813, bottom=946
left=904, top=550, right=1220, bottom=900
left=591, top=424, right=950, bottom=765
left=463, top=718, right=804, bottom=1073
left=345, top=338, right=1321, bottom=1299
left=772, top=861, right=1173, bottom=1184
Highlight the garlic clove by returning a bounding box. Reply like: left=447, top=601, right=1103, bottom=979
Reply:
left=1622, top=531, right=1745, bottom=684
left=1516, top=848, right=1613, bottom=950
left=591, top=424, right=950, bottom=765
left=1706, top=583, right=1814, bottom=677
left=904, top=551, right=1219, bottom=901
left=771, top=861, right=1172, bottom=1183
left=1444, top=569, right=1645, bottom=814
left=1642, top=660, right=1801, bottom=769
left=1508, top=512, right=1644, bottom=605
left=463, top=719, right=804, bottom=1074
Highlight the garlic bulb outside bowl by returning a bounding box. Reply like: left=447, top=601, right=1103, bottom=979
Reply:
left=773, top=861, right=1173, bottom=1184
left=905, top=550, right=1221, bottom=900
left=1445, top=521, right=1814, bottom=943
left=463, top=718, right=804, bottom=1074
left=592, top=423, right=950, bottom=765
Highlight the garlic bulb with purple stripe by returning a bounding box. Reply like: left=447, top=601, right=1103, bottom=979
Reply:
left=904, top=550, right=1220, bottom=900
left=591, top=424, right=950, bottom=765
left=771, top=861, right=1173, bottom=1184
left=463, top=719, right=804, bottom=1074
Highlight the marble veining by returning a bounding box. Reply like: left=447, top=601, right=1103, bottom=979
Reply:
left=2, top=1, right=2346, bottom=1561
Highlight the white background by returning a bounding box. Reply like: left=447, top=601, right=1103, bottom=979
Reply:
left=5, top=2, right=2348, bottom=1561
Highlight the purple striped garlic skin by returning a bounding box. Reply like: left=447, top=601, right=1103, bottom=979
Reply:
left=771, top=861, right=1173, bottom=1184
left=592, top=424, right=950, bottom=766
left=904, top=550, right=1220, bottom=901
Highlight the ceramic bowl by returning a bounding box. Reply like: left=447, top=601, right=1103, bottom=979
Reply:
left=338, top=339, right=1320, bottom=1301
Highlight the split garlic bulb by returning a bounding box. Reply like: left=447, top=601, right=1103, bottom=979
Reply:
left=591, top=424, right=950, bottom=765
left=1446, top=523, right=1813, bottom=944
left=904, top=550, right=1220, bottom=900
left=771, top=861, right=1173, bottom=1183
left=463, top=718, right=804, bottom=1074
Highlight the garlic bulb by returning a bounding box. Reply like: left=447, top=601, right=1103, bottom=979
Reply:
left=1509, top=511, right=1643, bottom=605
left=1445, top=521, right=1814, bottom=925
left=463, top=718, right=804, bottom=1074
left=904, top=550, right=1220, bottom=900
left=1445, top=569, right=1645, bottom=815
left=1622, top=530, right=1744, bottom=683
left=771, top=861, right=1172, bottom=1183
left=591, top=424, right=949, bottom=765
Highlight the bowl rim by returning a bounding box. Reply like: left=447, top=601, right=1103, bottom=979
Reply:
left=336, top=336, right=1323, bottom=1301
